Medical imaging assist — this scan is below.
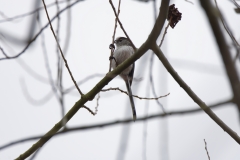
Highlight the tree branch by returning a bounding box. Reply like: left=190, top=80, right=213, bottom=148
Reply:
left=109, top=0, right=136, bottom=50
left=108, top=0, right=121, bottom=72
left=152, top=43, right=240, bottom=144
left=200, top=0, right=240, bottom=121
left=42, top=0, right=83, bottom=96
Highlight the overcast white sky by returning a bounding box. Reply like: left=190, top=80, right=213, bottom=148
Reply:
left=0, top=0, right=240, bottom=159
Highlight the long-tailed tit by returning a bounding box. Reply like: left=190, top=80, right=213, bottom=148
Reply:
left=110, top=37, right=136, bottom=121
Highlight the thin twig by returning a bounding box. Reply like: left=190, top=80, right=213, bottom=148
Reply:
left=42, top=0, right=83, bottom=96
left=231, top=0, right=240, bottom=9
left=54, top=0, right=66, bottom=120
left=109, top=0, right=136, bottom=50
left=0, top=37, right=49, bottom=84
left=83, top=105, right=96, bottom=116
left=185, top=0, right=194, bottom=5
left=0, top=0, right=83, bottom=61
left=159, top=19, right=171, bottom=47
left=0, top=0, right=76, bottom=23
left=95, top=93, right=100, bottom=115
left=82, top=93, right=100, bottom=116
left=214, top=0, right=240, bottom=62
left=63, top=0, right=72, bottom=55
left=0, top=46, right=9, bottom=58
left=149, top=52, right=165, bottom=112
left=108, top=0, right=121, bottom=72
left=204, top=139, right=211, bottom=160
left=55, top=0, right=62, bottom=90
left=101, top=87, right=170, bottom=100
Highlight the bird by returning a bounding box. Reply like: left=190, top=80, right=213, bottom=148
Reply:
left=110, top=37, right=136, bottom=121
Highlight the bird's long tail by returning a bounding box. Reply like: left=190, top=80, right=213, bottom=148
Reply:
left=125, top=78, right=137, bottom=121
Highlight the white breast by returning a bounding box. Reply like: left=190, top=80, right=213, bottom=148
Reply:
left=111, top=46, right=134, bottom=75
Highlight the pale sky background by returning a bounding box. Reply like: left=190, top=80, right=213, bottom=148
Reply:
left=0, top=0, right=240, bottom=160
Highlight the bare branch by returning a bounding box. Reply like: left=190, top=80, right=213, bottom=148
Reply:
left=231, top=0, right=240, bottom=9
left=108, top=0, right=121, bottom=72
left=95, top=93, right=100, bottom=115
left=0, top=0, right=76, bottom=23
left=185, top=0, right=194, bottom=5
left=159, top=20, right=171, bottom=47
left=83, top=105, right=96, bottom=116
left=42, top=0, right=83, bottom=96
left=149, top=51, right=166, bottom=112
left=213, top=0, right=240, bottom=62
left=200, top=0, right=240, bottom=124
left=82, top=94, right=100, bottom=116
left=214, top=0, right=239, bottom=46
left=204, top=139, right=211, bottom=160
left=0, top=0, right=83, bottom=61
left=109, top=0, right=136, bottom=50
left=101, top=87, right=170, bottom=100
left=148, top=0, right=171, bottom=113
left=0, top=46, right=9, bottom=58
left=152, top=43, right=240, bottom=144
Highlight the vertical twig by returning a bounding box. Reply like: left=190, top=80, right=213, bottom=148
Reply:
left=94, top=93, right=100, bottom=115
left=55, top=0, right=61, bottom=89
left=109, top=0, right=121, bottom=72
left=159, top=19, right=171, bottom=48
left=109, top=0, right=136, bottom=50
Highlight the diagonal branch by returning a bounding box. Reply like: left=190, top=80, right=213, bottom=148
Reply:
left=204, top=139, right=211, bottom=160
left=42, top=0, right=83, bottom=96
left=151, top=44, right=240, bottom=144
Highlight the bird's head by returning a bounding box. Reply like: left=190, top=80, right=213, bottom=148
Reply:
left=114, top=37, right=131, bottom=47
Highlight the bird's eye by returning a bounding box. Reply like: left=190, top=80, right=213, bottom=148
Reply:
left=119, top=39, right=122, bottom=42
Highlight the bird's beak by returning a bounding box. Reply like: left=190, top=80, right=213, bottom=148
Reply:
left=114, top=40, right=117, bottom=44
